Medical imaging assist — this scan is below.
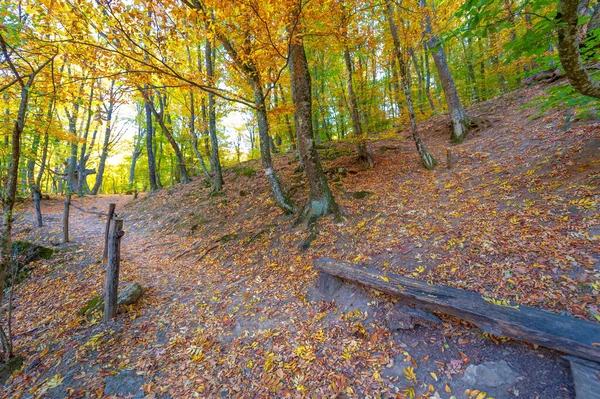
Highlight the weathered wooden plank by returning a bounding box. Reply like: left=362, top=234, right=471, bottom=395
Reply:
left=565, top=356, right=600, bottom=399
left=104, top=218, right=124, bottom=322
left=313, top=257, right=600, bottom=363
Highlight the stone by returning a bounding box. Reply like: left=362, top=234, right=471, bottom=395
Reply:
left=79, top=283, right=144, bottom=316
left=385, top=305, right=441, bottom=331
left=317, top=272, right=343, bottom=300
left=104, top=369, right=145, bottom=399
left=463, top=360, right=520, bottom=388
left=118, top=283, right=144, bottom=306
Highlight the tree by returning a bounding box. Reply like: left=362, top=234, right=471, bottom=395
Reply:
left=289, top=23, right=340, bottom=222
left=557, top=0, right=600, bottom=98
left=385, top=0, right=437, bottom=170
left=0, top=32, right=55, bottom=359
left=421, top=0, right=470, bottom=143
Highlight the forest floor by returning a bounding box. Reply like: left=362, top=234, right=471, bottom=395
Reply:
left=3, top=82, right=600, bottom=399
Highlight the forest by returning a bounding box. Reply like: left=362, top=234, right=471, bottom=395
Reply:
left=0, top=0, right=599, bottom=397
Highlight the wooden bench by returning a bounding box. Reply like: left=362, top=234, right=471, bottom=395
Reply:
left=313, top=258, right=600, bottom=398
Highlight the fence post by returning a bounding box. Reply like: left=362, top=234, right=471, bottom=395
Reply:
left=104, top=217, right=124, bottom=322
left=103, top=204, right=116, bottom=261
left=63, top=193, right=71, bottom=243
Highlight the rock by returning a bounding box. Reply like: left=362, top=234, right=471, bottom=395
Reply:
left=118, top=282, right=144, bottom=306
left=385, top=305, right=441, bottom=331
left=0, top=356, right=23, bottom=385
left=463, top=360, right=520, bottom=388
left=104, top=369, right=145, bottom=399
left=79, top=283, right=144, bottom=316
left=317, top=272, right=343, bottom=299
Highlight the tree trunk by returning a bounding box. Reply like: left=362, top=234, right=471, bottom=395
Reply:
left=189, top=91, right=212, bottom=180
left=205, top=39, right=224, bottom=190
left=386, top=0, right=437, bottom=169
left=289, top=38, right=339, bottom=222
left=143, top=88, right=159, bottom=191
left=91, top=95, right=115, bottom=194
left=63, top=193, right=70, bottom=243
left=77, top=83, right=95, bottom=196
left=557, top=0, right=600, bottom=98
left=421, top=0, right=469, bottom=143
left=144, top=92, right=189, bottom=185
left=344, top=48, right=373, bottom=167
left=251, top=76, right=296, bottom=213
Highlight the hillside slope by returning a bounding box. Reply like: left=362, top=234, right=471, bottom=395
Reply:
left=4, top=83, right=599, bottom=398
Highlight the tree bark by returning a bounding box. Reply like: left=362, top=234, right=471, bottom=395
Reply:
left=189, top=91, right=212, bottom=180
left=386, top=0, right=437, bottom=169
left=91, top=83, right=116, bottom=195
left=251, top=76, right=296, bottom=213
left=63, top=193, right=70, bottom=243
left=205, top=39, right=224, bottom=190
left=143, top=92, right=190, bottom=185
left=104, top=218, right=124, bottom=322
left=421, top=0, right=469, bottom=143
left=143, top=87, right=159, bottom=191
left=289, top=38, right=339, bottom=222
left=557, top=0, right=600, bottom=98
left=77, top=83, right=96, bottom=196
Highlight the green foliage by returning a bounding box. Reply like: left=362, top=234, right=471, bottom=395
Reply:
left=523, top=74, right=600, bottom=121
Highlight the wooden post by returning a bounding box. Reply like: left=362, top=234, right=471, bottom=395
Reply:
left=103, top=218, right=124, bottom=322
left=446, top=148, right=455, bottom=169
left=63, top=193, right=71, bottom=243
left=103, top=203, right=116, bottom=261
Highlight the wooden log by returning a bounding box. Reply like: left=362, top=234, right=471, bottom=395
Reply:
left=565, top=356, right=600, bottom=399
left=313, top=258, right=600, bottom=363
left=103, top=203, right=116, bottom=261
left=104, top=218, right=124, bottom=322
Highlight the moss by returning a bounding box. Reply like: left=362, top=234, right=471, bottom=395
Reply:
left=352, top=191, right=372, bottom=199
left=79, top=295, right=103, bottom=316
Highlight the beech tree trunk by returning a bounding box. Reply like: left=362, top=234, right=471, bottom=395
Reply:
left=189, top=91, right=212, bottom=180
left=205, top=39, right=224, bottom=190
left=344, top=48, right=373, bottom=167
left=557, top=0, right=600, bottom=99
left=77, top=83, right=95, bottom=196
left=143, top=88, right=159, bottom=191
left=251, top=76, right=296, bottom=213
left=421, top=0, right=469, bottom=143
left=91, top=88, right=115, bottom=195
left=386, top=1, right=437, bottom=169
left=289, top=38, right=339, bottom=222
left=143, top=92, right=189, bottom=185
